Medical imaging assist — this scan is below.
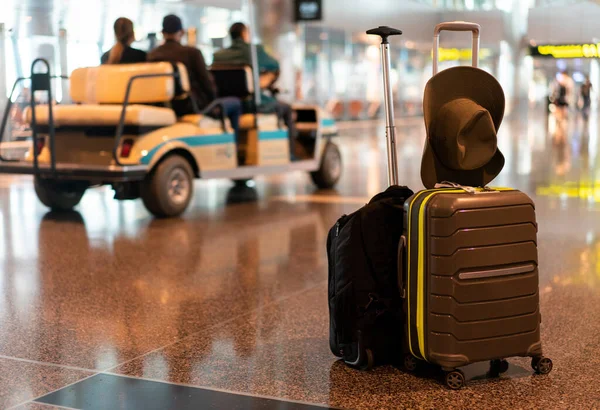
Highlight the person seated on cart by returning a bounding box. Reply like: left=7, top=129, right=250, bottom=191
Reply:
left=101, top=17, right=147, bottom=65
left=148, top=14, right=242, bottom=138
left=213, top=22, right=296, bottom=159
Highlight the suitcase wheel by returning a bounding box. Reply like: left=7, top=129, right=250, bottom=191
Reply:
left=531, top=356, right=553, bottom=375
left=360, top=348, right=375, bottom=371
left=444, top=369, right=465, bottom=390
left=489, top=359, right=509, bottom=376
left=403, top=354, right=418, bottom=372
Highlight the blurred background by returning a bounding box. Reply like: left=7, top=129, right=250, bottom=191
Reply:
left=1, top=0, right=599, bottom=121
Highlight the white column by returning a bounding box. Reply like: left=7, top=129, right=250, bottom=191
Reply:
left=254, top=0, right=298, bottom=103
left=293, top=24, right=305, bottom=101
left=58, top=28, right=69, bottom=103
left=0, top=23, right=7, bottom=114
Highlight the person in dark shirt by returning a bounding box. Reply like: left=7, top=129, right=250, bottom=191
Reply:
left=101, top=18, right=146, bottom=65
left=214, top=23, right=296, bottom=160
left=147, top=15, right=241, bottom=139
left=580, top=75, right=593, bottom=120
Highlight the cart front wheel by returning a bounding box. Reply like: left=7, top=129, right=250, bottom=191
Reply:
left=34, top=177, right=87, bottom=211
left=141, top=154, right=194, bottom=218
left=310, top=141, right=341, bottom=189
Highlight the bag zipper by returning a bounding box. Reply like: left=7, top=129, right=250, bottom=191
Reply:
left=331, top=213, right=349, bottom=354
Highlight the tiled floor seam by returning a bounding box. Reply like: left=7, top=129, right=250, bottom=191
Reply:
left=103, top=280, right=328, bottom=373
left=23, top=403, right=79, bottom=410
left=0, top=354, right=96, bottom=373
left=99, top=372, right=338, bottom=409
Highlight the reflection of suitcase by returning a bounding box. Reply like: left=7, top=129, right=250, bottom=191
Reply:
left=400, top=186, right=553, bottom=389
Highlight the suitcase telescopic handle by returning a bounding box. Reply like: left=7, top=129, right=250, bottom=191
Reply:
left=432, top=21, right=480, bottom=75
left=366, top=26, right=403, bottom=186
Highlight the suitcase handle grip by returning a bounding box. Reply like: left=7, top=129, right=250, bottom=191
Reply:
left=366, top=26, right=403, bottom=44
left=434, top=21, right=480, bottom=36
left=432, top=21, right=480, bottom=75
left=397, top=235, right=407, bottom=298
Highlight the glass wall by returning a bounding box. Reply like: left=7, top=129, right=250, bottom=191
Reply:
left=300, top=24, right=508, bottom=119
left=0, top=0, right=246, bottom=146
left=410, top=0, right=533, bottom=11
left=0, top=0, right=526, bottom=125
left=0, top=0, right=245, bottom=99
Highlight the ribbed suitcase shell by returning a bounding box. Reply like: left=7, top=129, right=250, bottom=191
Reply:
left=403, top=188, right=543, bottom=369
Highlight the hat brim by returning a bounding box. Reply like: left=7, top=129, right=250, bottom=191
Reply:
left=421, top=138, right=505, bottom=189
left=421, top=66, right=506, bottom=188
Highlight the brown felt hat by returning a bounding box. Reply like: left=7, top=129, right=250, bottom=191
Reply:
left=421, top=66, right=505, bottom=189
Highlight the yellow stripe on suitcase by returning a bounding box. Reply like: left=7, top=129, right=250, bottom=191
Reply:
left=406, top=189, right=435, bottom=359
left=416, top=190, right=463, bottom=359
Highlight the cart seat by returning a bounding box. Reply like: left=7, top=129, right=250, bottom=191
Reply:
left=179, top=113, right=279, bottom=131
left=209, top=65, right=283, bottom=131
left=22, top=62, right=192, bottom=129
left=70, top=62, right=190, bottom=104
left=179, top=114, right=226, bottom=130
left=209, top=65, right=255, bottom=98
left=23, top=104, right=176, bottom=127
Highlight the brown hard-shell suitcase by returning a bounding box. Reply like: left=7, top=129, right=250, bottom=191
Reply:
left=400, top=187, right=553, bottom=389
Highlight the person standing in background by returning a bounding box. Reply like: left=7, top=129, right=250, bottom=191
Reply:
left=580, top=75, right=593, bottom=121
left=101, top=18, right=146, bottom=65
left=552, top=71, right=571, bottom=121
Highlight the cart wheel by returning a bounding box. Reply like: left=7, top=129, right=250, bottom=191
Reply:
left=489, top=359, right=509, bottom=376
left=360, top=348, right=375, bottom=371
left=404, top=354, right=418, bottom=372
left=34, top=177, right=87, bottom=211
left=532, top=357, right=553, bottom=375
left=310, top=141, right=341, bottom=189
left=141, top=154, right=194, bottom=218
left=445, top=370, right=465, bottom=390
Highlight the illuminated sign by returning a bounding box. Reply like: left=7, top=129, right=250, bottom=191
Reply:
left=536, top=183, right=600, bottom=200
left=530, top=44, right=600, bottom=59
left=295, top=0, right=322, bottom=22
left=436, top=47, right=492, bottom=62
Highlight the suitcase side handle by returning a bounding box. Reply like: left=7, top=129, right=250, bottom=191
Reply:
left=432, top=21, right=481, bottom=75
left=398, top=235, right=407, bottom=299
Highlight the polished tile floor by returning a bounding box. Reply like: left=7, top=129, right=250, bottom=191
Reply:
left=1, top=106, right=600, bottom=409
